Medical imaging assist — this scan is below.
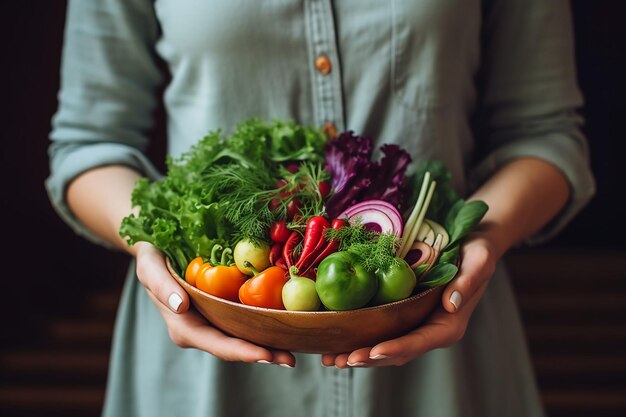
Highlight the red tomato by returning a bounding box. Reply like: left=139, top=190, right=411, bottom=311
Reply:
left=269, top=220, right=291, bottom=243
left=276, top=179, right=289, bottom=189
left=284, top=162, right=300, bottom=174
left=184, top=256, right=206, bottom=287
left=196, top=264, right=247, bottom=303
left=286, top=199, right=301, bottom=219
left=318, top=181, right=331, bottom=199
left=238, top=266, right=289, bottom=309
left=269, top=198, right=281, bottom=212
left=269, top=180, right=292, bottom=212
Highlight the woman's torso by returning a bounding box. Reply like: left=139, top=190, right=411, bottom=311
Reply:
left=153, top=0, right=483, bottom=194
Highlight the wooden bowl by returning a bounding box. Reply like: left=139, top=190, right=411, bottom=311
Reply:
left=166, top=258, right=443, bottom=354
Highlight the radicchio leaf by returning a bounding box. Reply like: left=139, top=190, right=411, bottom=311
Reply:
left=324, top=131, right=412, bottom=218
left=360, top=144, right=412, bottom=210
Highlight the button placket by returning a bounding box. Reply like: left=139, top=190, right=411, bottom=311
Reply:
left=315, top=55, right=332, bottom=75
left=323, top=121, right=338, bottom=139
left=304, top=0, right=345, bottom=135
left=326, top=367, right=353, bottom=417
left=305, top=2, right=349, bottom=415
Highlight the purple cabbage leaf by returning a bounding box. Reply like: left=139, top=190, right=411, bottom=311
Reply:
left=324, top=131, right=412, bottom=219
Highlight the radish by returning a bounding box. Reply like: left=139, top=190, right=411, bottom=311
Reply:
left=339, top=200, right=403, bottom=237
left=404, top=241, right=432, bottom=269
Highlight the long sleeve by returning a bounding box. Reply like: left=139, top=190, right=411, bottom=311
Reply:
left=45, top=0, right=164, bottom=248
left=470, top=0, right=596, bottom=245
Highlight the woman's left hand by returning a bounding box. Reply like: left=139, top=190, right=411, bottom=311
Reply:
left=321, top=157, right=571, bottom=367
left=321, top=235, right=498, bottom=368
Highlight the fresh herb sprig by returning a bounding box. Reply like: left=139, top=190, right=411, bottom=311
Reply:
left=201, top=163, right=278, bottom=246
left=203, top=159, right=330, bottom=246
left=119, top=118, right=328, bottom=272
left=325, top=221, right=401, bottom=272
left=281, top=161, right=330, bottom=220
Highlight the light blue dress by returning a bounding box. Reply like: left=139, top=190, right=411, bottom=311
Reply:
left=46, top=1, right=595, bottom=416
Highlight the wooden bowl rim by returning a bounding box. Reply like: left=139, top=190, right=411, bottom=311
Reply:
left=166, top=257, right=441, bottom=316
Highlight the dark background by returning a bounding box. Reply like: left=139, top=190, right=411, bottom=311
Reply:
left=1, top=1, right=625, bottom=416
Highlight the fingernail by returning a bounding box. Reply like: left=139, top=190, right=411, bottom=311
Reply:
left=256, top=360, right=272, bottom=364
left=279, top=363, right=294, bottom=368
left=449, top=290, right=462, bottom=311
left=168, top=293, right=183, bottom=312
left=369, top=354, right=388, bottom=360
left=347, top=361, right=366, bottom=367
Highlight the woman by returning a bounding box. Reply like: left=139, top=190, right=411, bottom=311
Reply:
left=46, top=1, right=595, bottom=416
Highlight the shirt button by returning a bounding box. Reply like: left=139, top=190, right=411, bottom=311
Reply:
left=315, top=55, right=332, bottom=75
left=323, top=122, right=338, bottom=139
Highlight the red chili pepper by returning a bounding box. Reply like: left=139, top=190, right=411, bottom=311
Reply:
left=300, top=267, right=317, bottom=280
left=302, top=219, right=347, bottom=275
left=330, top=218, right=347, bottom=229
left=282, top=230, right=302, bottom=269
left=295, top=216, right=330, bottom=272
left=269, top=242, right=283, bottom=265
left=275, top=257, right=288, bottom=270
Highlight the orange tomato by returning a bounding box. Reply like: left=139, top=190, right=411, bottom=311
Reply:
left=196, top=264, right=247, bottom=303
left=185, top=256, right=206, bottom=287
left=238, top=266, right=289, bottom=310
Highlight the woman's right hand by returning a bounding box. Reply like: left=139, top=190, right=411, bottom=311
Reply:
left=133, top=242, right=296, bottom=367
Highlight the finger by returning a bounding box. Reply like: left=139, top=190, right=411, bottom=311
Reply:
left=370, top=281, right=490, bottom=364
left=369, top=318, right=454, bottom=365
left=333, top=353, right=351, bottom=368
left=321, top=354, right=337, bottom=367
left=362, top=353, right=402, bottom=367
left=369, top=313, right=456, bottom=361
left=442, top=241, right=495, bottom=313
left=135, top=242, right=190, bottom=314
left=147, top=290, right=275, bottom=363
left=190, top=328, right=274, bottom=363
left=346, top=347, right=372, bottom=367
left=268, top=349, right=297, bottom=368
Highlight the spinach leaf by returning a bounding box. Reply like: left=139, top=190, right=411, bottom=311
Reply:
left=412, top=263, right=430, bottom=278
left=416, top=263, right=459, bottom=290
left=444, top=199, right=464, bottom=233
left=438, top=242, right=460, bottom=265
left=447, top=200, right=489, bottom=245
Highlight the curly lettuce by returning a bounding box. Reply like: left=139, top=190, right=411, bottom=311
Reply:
left=119, top=118, right=327, bottom=273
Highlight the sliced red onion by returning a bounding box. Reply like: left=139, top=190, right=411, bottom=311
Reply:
left=338, top=200, right=403, bottom=236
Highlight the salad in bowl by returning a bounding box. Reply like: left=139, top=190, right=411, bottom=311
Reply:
left=119, top=118, right=488, bottom=352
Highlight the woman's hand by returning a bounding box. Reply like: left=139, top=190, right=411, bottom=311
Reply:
left=134, top=241, right=297, bottom=367
left=320, top=158, right=571, bottom=368
left=67, top=166, right=298, bottom=366
left=320, top=235, right=497, bottom=368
